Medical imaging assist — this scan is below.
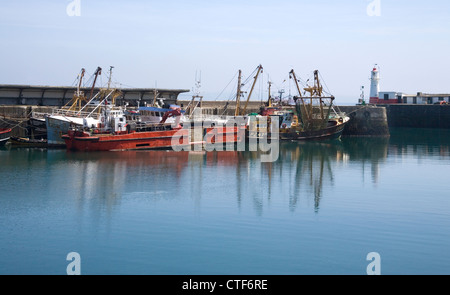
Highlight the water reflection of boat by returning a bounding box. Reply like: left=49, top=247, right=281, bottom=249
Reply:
left=66, top=150, right=191, bottom=173
left=277, top=141, right=342, bottom=211
left=205, top=151, right=243, bottom=166
left=256, top=139, right=389, bottom=212
left=340, top=136, right=389, bottom=162
left=61, top=150, right=192, bottom=204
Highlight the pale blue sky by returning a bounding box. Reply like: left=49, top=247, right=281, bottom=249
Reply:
left=1, top=0, right=450, bottom=103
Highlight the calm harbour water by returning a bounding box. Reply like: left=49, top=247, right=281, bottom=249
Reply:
left=1, top=128, right=450, bottom=275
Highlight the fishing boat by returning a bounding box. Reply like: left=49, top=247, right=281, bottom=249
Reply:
left=0, top=128, right=11, bottom=146
left=284, top=69, right=349, bottom=140
left=29, top=112, right=48, bottom=139
left=62, top=103, right=245, bottom=151
left=46, top=67, right=121, bottom=147
left=63, top=123, right=187, bottom=152
left=181, top=69, right=252, bottom=129
left=249, top=69, right=349, bottom=141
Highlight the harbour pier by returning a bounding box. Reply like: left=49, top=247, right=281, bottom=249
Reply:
left=383, top=104, right=450, bottom=129
left=338, top=105, right=390, bottom=136
left=4, top=83, right=450, bottom=140
left=1, top=102, right=391, bottom=139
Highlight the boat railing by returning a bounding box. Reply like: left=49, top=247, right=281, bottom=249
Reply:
left=182, top=114, right=249, bottom=127
left=134, top=122, right=174, bottom=132
left=31, top=112, right=48, bottom=120
left=51, top=108, right=101, bottom=119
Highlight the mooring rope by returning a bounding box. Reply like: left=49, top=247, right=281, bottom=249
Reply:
left=0, top=110, right=35, bottom=131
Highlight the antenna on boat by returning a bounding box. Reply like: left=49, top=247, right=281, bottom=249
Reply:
left=152, top=81, right=159, bottom=107
left=107, top=66, right=114, bottom=90
left=268, top=80, right=272, bottom=107
left=193, top=70, right=202, bottom=96
left=187, top=70, right=204, bottom=118
left=235, top=70, right=242, bottom=117
left=278, top=89, right=285, bottom=104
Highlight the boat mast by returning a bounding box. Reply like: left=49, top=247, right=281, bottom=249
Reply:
left=241, top=64, right=263, bottom=115
left=67, top=68, right=86, bottom=111
left=289, top=69, right=310, bottom=121
left=234, top=70, right=242, bottom=117
left=76, top=68, right=86, bottom=109
left=152, top=81, right=159, bottom=107
left=78, top=68, right=86, bottom=109
left=89, top=67, right=102, bottom=102
left=268, top=80, right=272, bottom=107
left=195, top=71, right=203, bottom=110
left=107, top=66, right=114, bottom=90
left=314, top=70, right=325, bottom=120
left=189, top=71, right=203, bottom=118
left=77, top=68, right=85, bottom=97
left=278, top=89, right=285, bottom=104
left=313, top=70, right=323, bottom=96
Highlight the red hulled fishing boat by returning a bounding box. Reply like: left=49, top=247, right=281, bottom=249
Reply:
left=62, top=105, right=245, bottom=152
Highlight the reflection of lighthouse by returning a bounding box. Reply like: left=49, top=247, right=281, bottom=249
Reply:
left=369, top=65, right=380, bottom=104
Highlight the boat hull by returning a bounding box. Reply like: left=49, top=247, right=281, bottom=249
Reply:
left=9, top=137, right=48, bottom=148
left=0, top=128, right=12, bottom=146
left=29, top=117, right=48, bottom=139
left=249, top=119, right=348, bottom=141
left=279, top=120, right=348, bottom=141
left=62, top=125, right=246, bottom=152
left=46, top=116, right=82, bottom=147
left=63, top=128, right=190, bottom=151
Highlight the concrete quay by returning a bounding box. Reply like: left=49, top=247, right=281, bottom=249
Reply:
left=338, top=105, right=390, bottom=137
left=382, top=104, right=450, bottom=129
left=0, top=103, right=392, bottom=138
left=0, top=105, right=56, bottom=137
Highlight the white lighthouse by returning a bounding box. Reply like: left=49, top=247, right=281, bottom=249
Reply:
left=369, top=65, right=380, bottom=104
